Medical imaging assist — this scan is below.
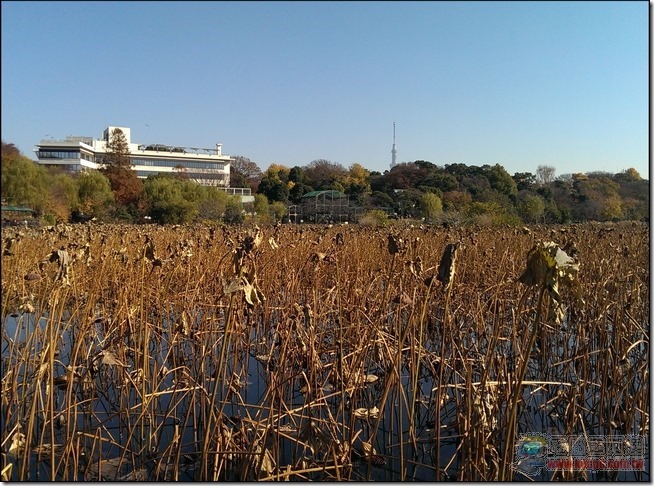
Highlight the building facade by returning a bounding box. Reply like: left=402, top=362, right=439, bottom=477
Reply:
left=34, top=127, right=252, bottom=200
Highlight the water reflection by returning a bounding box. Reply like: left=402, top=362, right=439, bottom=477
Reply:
left=1, top=309, right=648, bottom=481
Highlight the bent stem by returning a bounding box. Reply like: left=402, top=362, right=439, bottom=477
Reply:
left=499, top=285, right=546, bottom=480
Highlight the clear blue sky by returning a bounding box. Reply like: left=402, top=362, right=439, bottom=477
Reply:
left=1, top=1, right=649, bottom=178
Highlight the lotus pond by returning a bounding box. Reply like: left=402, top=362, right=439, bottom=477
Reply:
left=1, top=222, right=649, bottom=480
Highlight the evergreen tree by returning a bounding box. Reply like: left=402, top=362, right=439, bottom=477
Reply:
left=100, top=128, right=142, bottom=210
left=102, top=128, right=131, bottom=167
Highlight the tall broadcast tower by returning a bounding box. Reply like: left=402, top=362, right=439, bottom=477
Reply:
left=390, top=122, right=397, bottom=169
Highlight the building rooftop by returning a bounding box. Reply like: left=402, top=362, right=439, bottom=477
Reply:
left=301, top=190, right=347, bottom=199
left=2, top=206, right=35, bottom=212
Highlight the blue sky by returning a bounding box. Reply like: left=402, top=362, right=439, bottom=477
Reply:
left=1, top=1, right=648, bottom=178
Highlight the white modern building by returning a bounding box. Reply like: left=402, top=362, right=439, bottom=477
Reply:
left=34, top=126, right=253, bottom=201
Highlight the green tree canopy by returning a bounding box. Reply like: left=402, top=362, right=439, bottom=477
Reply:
left=142, top=175, right=200, bottom=224
left=484, top=164, right=518, bottom=197
left=258, top=174, right=290, bottom=203
left=253, top=193, right=271, bottom=222
left=46, top=173, right=79, bottom=223
left=76, top=171, right=114, bottom=219
left=270, top=201, right=287, bottom=222
left=513, top=172, right=537, bottom=191
left=1, top=147, right=49, bottom=210
left=224, top=196, right=244, bottom=224
left=419, top=192, right=443, bottom=220
left=517, top=191, right=545, bottom=223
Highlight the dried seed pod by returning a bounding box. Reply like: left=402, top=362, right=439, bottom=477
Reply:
left=387, top=234, right=406, bottom=255
left=24, top=271, right=41, bottom=281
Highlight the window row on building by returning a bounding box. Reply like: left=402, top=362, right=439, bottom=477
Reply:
left=37, top=150, right=99, bottom=164
left=134, top=171, right=227, bottom=181
left=131, top=158, right=225, bottom=170
left=36, top=150, right=81, bottom=159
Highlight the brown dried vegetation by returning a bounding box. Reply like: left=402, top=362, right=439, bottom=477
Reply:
left=0, top=221, right=649, bottom=480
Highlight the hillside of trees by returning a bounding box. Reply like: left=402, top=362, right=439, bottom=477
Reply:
left=2, top=140, right=648, bottom=226
left=240, top=156, right=648, bottom=225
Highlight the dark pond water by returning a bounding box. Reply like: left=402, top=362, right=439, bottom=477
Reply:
left=2, top=309, right=649, bottom=481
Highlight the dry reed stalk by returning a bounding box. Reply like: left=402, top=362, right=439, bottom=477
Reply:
left=1, top=222, right=648, bottom=481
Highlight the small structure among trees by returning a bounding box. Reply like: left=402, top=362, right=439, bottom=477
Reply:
left=1, top=205, right=38, bottom=227
left=288, top=190, right=362, bottom=224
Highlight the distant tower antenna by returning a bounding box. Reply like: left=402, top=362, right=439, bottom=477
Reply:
left=391, top=122, right=397, bottom=169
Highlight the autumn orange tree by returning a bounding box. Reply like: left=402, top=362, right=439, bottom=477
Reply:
left=99, top=128, right=143, bottom=219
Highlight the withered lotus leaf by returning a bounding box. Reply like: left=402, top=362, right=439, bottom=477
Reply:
left=519, top=240, right=583, bottom=321
left=387, top=234, right=405, bottom=255
left=24, top=272, right=41, bottom=281
left=437, top=242, right=460, bottom=290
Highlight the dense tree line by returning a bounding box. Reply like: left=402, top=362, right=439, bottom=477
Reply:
left=2, top=139, right=648, bottom=226
left=251, top=157, right=648, bottom=225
